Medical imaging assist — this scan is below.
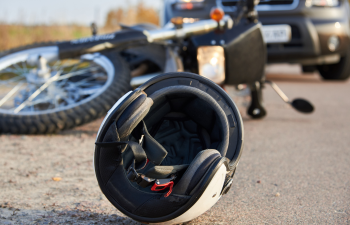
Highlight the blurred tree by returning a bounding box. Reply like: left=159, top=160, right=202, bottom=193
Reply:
left=104, top=0, right=159, bottom=29
left=105, top=8, right=124, bottom=29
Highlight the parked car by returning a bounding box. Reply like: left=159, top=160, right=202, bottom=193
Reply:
left=167, top=0, right=350, bottom=80
left=255, top=0, right=350, bottom=80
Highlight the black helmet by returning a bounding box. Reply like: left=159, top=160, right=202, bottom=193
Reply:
left=94, top=72, right=244, bottom=224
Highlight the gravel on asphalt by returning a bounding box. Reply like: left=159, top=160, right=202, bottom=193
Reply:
left=0, top=66, right=349, bottom=224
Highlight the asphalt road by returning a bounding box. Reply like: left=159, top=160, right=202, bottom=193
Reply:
left=211, top=65, right=350, bottom=224
left=0, top=65, right=349, bottom=224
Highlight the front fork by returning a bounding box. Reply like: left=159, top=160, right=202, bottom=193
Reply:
left=247, top=81, right=267, bottom=119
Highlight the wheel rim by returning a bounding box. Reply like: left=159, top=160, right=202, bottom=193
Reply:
left=0, top=46, right=115, bottom=115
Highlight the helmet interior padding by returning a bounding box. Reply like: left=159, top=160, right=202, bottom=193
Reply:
left=94, top=72, right=244, bottom=223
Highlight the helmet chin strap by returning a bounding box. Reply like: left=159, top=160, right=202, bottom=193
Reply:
left=95, top=140, right=147, bottom=170
left=96, top=120, right=178, bottom=197
left=96, top=120, right=168, bottom=167
left=138, top=121, right=168, bottom=165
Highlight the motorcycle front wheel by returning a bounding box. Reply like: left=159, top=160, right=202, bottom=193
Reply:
left=0, top=43, right=131, bottom=134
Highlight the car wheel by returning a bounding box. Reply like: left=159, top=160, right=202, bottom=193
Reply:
left=317, top=48, right=350, bottom=80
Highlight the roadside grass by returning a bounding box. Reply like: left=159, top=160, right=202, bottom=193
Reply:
left=0, top=0, right=159, bottom=52
left=0, top=24, right=92, bottom=52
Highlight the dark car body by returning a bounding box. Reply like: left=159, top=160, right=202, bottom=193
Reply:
left=257, top=0, right=350, bottom=66
left=163, top=0, right=350, bottom=80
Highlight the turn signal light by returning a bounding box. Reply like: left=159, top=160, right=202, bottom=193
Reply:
left=210, top=7, right=224, bottom=22
left=171, top=17, right=184, bottom=26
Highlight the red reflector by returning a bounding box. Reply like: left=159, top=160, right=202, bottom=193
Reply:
left=181, top=3, right=193, bottom=10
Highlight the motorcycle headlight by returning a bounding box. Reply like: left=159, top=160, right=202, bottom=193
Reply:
left=305, top=0, right=339, bottom=7
left=175, top=0, right=205, bottom=10
left=197, top=46, right=225, bottom=84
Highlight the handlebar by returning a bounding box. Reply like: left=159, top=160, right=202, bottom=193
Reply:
left=144, top=15, right=234, bottom=42
left=57, top=15, right=233, bottom=59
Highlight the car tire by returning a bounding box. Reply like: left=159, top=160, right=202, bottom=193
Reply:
left=317, top=48, right=350, bottom=80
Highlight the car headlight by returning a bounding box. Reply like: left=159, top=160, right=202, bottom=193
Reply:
left=175, top=0, right=205, bottom=10
left=305, top=0, right=339, bottom=7
left=197, top=46, right=225, bottom=84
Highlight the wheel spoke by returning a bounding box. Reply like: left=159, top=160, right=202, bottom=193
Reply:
left=0, top=49, right=110, bottom=114
left=21, top=61, right=28, bottom=72
left=57, top=66, right=100, bottom=81
left=51, top=60, right=61, bottom=70
left=12, top=95, right=53, bottom=110
left=0, top=82, right=25, bottom=107
left=54, top=60, right=80, bottom=71
left=71, top=72, right=106, bottom=86
left=14, top=72, right=61, bottom=113
left=0, top=68, right=20, bottom=74
left=66, top=62, right=81, bottom=74
left=0, top=68, right=13, bottom=73
left=62, top=97, right=75, bottom=105
left=0, top=75, right=26, bottom=86
left=79, top=86, right=103, bottom=95
left=13, top=63, right=25, bottom=74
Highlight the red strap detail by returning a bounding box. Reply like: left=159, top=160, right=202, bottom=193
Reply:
left=164, top=182, right=174, bottom=197
left=151, top=181, right=174, bottom=197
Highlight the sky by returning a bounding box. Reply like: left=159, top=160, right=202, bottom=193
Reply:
left=0, top=0, right=163, bottom=26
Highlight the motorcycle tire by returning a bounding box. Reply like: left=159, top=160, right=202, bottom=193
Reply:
left=0, top=42, right=131, bottom=134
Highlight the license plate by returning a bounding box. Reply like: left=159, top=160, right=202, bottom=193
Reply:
left=261, top=25, right=292, bottom=44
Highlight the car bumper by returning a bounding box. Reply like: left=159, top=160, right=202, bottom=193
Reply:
left=259, top=4, right=350, bottom=65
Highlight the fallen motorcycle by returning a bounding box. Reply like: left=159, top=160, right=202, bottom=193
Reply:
left=0, top=13, right=234, bottom=134
left=0, top=0, right=313, bottom=134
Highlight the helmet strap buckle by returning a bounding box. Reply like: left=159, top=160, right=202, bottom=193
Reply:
left=151, top=174, right=177, bottom=197
left=126, top=166, right=140, bottom=181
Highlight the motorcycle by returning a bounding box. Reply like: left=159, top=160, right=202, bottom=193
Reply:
left=0, top=0, right=313, bottom=134
left=159, top=0, right=314, bottom=116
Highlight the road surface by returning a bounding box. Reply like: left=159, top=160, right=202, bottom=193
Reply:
left=0, top=65, right=349, bottom=224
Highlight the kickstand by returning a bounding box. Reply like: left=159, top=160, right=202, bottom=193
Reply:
left=247, top=81, right=267, bottom=119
